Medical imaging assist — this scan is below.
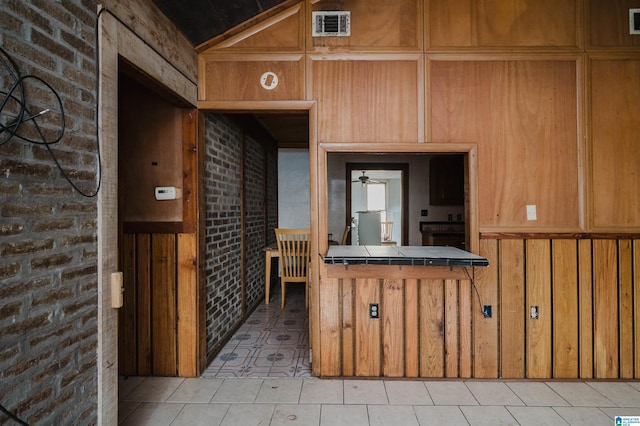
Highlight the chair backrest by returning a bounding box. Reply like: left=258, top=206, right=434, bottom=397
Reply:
left=341, top=225, right=350, bottom=245
left=381, top=221, right=393, bottom=242
left=275, top=228, right=311, bottom=279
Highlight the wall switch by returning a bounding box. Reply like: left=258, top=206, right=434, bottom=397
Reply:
left=369, top=303, right=379, bottom=319
left=526, top=205, right=537, bottom=221
left=630, top=8, right=640, bottom=34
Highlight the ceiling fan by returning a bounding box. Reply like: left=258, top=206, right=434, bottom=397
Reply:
left=352, top=171, right=382, bottom=186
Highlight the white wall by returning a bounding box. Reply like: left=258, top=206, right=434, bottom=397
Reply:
left=278, top=149, right=310, bottom=228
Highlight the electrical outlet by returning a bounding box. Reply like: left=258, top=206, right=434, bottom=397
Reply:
left=421, top=209, right=429, bottom=216
left=630, top=8, right=640, bottom=34
left=483, top=305, right=492, bottom=318
left=530, top=306, right=539, bottom=320
left=526, top=205, right=537, bottom=221
left=369, top=303, right=379, bottom=319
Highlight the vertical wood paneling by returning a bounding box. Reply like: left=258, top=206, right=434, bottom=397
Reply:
left=578, top=239, right=593, bottom=378
left=119, top=234, right=137, bottom=376
left=618, top=240, right=634, bottom=378
left=151, top=234, right=177, bottom=376
left=475, top=239, right=499, bottom=377
left=137, top=234, right=152, bottom=375
left=593, top=240, right=619, bottom=378
left=383, top=278, right=405, bottom=377
left=405, top=278, right=419, bottom=377
left=526, top=240, right=552, bottom=378
left=355, top=278, right=381, bottom=376
left=552, top=239, right=579, bottom=378
left=499, top=240, right=525, bottom=378
left=458, top=278, right=472, bottom=378
left=320, top=276, right=342, bottom=376
left=635, top=240, right=640, bottom=378
left=420, top=279, right=445, bottom=377
left=342, top=278, right=354, bottom=376
left=445, top=279, right=459, bottom=377
left=177, top=234, right=198, bottom=377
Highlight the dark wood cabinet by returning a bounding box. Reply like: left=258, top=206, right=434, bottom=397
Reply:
left=429, top=155, right=464, bottom=205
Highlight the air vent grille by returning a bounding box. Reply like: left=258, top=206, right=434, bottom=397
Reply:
left=312, top=11, right=350, bottom=37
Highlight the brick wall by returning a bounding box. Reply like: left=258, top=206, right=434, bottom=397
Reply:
left=203, top=114, right=277, bottom=358
left=0, top=0, right=99, bottom=423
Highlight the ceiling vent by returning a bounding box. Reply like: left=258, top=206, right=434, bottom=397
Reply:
left=312, top=11, right=350, bottom=37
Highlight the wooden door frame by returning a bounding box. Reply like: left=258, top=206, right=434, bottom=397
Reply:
left=345, top=162, right=410, bottom=245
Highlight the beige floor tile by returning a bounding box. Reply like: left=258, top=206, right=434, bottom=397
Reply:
left=167, top=378, right=224, bottom=403
left=368, top=405, right=419, bottom=426
left=384, top=381, right=433, bottom=405
left=120, top=402, right=184, bottom=426
left=413, top=406, right=470, bottom=425
left=299, top=379, right=344, bottom=404
left=320, top=404, right=370, bottom=426
left=211, top=378, right=263, bottom=403
left=600, top=407, right=640, bottom=419
left=124, top=377, right=185, bottom=402
left=169, top=403, right=230, bottom=426
left=255, top=378, right=303, bottom=403
left=344, top=380, right=389, bottom=405
left=546, top=382, right=615, bottom=407
left=587, top=382, right=640, bottom=407
left=506, top=382, right=569, bottom=407
left=271, top=403, right=321, bottom=425
left=552, top=407, right=614, bottom=425
left=220, top=403, right=275, bottom=426
left=465, top=381, right=524, bottom=406
left=507, top=406, right=570, bottom=426
left=460, top=406, right=518, bottom=425
left=425, top=381, right=478, bottom=406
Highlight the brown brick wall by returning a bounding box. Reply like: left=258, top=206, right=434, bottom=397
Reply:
left=0, top=0, right=99, bottom=424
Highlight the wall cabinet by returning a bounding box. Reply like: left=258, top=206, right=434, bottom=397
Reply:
left=429, top=156, right=464, bottom=205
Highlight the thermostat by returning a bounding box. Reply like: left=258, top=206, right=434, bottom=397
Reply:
left=155, top=186, right=180, bottom=200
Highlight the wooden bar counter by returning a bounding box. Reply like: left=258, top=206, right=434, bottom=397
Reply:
left=316, top=246, right=488, bottom=378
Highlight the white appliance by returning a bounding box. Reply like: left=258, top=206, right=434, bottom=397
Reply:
left=357, top=211, right=381, bottom=245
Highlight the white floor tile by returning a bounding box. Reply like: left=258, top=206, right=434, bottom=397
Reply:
left=552, top=407, right=614, bottom=426
left=546, top=382, right=616, bottom=407
left=506, top=382, right=569, bottom=406
left=211, top=378, right=263, bottom=403
left=465, top=381, right=523, bottom=406
left=119, top=402, right=183, bottom=426
left=299, top=379, right=344, bottom=404
left=220, top=403, right=275, bottom=426
left=460, top=406, right=518, bottom=425
left=344, top=380, right=388, bottom=405
left=425, top=381, right=478, bottom=406
left=368, top=405, right=419, bottom=426
left=271, top=403, right=321, bottom=425
left=384, top=381, right=433, bottom=405
left=507, top=406, right=570, bottom=426
left=320, top=404, right=369, bottom=426
left=124, top=377, right=185, bottom=402
left=587, top=382, right=640, bottom=407
left=167, top=378, right=224, bottom=403
left=255, top=378, right=303, bottom=403
left=169, top=403, right=230, bottom=426
left=413, top=406, right=470, bottom=425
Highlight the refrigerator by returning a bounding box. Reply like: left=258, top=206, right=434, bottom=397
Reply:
left=357, top=211, right=381, bottom=245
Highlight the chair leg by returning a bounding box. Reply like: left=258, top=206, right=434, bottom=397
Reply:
left=281, top=280, right=286, bottom=309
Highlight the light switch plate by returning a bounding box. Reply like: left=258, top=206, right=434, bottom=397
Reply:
left=630, top=9, right=640, bottom=34
left=526, top=205, right=537, bottom=221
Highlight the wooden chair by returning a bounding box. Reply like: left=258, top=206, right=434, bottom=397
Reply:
left=275, top=228, right=311, bottom=309
left=341, top=225, right=350, bottom=245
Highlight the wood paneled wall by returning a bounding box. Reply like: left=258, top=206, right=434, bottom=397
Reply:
left=119, top=233, right=198, bottom=377
left=318, top=237, right=640, bottom=378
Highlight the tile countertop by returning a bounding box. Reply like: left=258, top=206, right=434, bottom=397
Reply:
left=323, top=245, right=489, bottom=267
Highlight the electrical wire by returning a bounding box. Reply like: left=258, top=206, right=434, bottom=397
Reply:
left=0, top=403, right=29, bottom=426
left=464, top=267, right=490, bottom=318
left=0, top=43, right=101, bottom=197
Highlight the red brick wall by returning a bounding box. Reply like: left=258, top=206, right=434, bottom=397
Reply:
left=0, top=0, right=99, bottom=423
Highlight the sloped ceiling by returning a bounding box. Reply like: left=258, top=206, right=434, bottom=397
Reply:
left=151, top=0, right=290, bottom=47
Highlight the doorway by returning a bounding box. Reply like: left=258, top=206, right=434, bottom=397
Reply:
left=345, top=162, right=409, bottom=246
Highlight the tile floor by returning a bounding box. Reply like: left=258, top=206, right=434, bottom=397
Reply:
left=119, top=285, right=640, bottom=425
